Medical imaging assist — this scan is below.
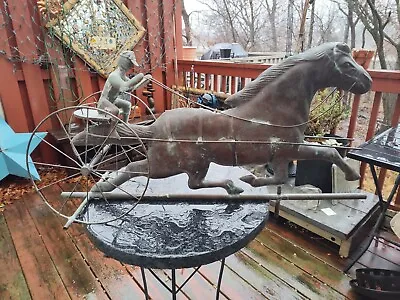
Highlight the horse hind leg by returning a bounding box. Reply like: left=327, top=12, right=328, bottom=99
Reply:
left=240, top=160, right=289, bottom=187
left=295, top=145, right=360, bottom=181
left=91, top=159, right=148, bottom=192
left=187, top=170, right=244, bottom=195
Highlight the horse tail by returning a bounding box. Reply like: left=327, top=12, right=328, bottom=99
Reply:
left=117, top=123, right=154, bottom=139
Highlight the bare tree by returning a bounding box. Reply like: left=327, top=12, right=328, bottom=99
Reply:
left=307, top=0, right=316, bottom=48
left=182, top=1, right=193, bottom=46
left=313, top=4, right=339, bottom=44
left=346, top=0, right=400, bottom=128
left=264, top=0, right=278, bottom=51
left=331, top=0, right=360, bottom=48
left=346, top=0, right=392, bottom=69
left=199, top=0, right=267, bottom=51
left=286, top=0, right=295, bottom=54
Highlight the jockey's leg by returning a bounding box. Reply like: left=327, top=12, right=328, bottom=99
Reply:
left=114, top=98, right=132, bottom=123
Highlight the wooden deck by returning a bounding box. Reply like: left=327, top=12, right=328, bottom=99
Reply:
left=1, top=185, right=400, bottom=299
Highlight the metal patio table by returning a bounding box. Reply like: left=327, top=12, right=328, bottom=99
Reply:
left=345, top=123, right=400, bottom=272
left=85, top=197, right=269, bottom=299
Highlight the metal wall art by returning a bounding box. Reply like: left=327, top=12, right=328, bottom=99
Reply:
left=46, top=0, right=145, bottom=77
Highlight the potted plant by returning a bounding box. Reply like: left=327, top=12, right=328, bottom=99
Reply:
left=295, top=88, right=351, bottom=192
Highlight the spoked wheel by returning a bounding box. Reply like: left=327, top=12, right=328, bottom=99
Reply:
left=26, top=105, right=151, bottom=228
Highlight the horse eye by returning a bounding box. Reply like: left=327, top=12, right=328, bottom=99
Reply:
left=344, top=62, right=353, bottom=68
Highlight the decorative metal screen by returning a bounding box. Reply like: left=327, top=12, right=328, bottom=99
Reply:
left=46, top=0, right=145, bottom=77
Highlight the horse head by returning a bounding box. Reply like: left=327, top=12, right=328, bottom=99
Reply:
left=330, top=42, right=372, bottom=94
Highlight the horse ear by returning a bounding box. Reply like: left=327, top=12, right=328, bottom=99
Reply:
left=335, top=43, right=351, bottom=54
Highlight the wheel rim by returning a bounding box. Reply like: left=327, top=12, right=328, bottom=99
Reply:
left=26, top=105, right=151, bottom=225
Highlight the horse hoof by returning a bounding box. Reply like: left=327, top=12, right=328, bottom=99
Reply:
left=239, top=175, right=255, bottom=185
left=91, top=182, right=114, bottom=193
left=226, top=180, right=244, bottom=195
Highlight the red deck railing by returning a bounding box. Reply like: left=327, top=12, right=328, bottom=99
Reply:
left=176, top=53, right=400, bottom=206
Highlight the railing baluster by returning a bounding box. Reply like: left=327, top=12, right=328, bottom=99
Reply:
left=221, top=76, right=227, bottom=94
left=391, top=94, right=400, bottom=205
left=190, top=71, right=194, bottom=88
left=240, top=77, right=246, bottom=91
left=178, top=71, right=185, bottom=87
left=230, top=76, right=236, bottom=94
left=390, top=94, right=400, bottom=127
left=347, top=94, right=361, bottom=144
left=213, top=74, right=219, bottom=93
left=196, top=72, right=202, bottom=89
left=205, top=74, right=210, bottom=90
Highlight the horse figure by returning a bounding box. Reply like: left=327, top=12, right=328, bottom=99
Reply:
left=76, top=42, right=372, bottom=195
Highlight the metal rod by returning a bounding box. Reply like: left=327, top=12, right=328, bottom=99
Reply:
left=274, top=186, right=282, bottom=220
left=140, top=267, right=149, bottom=300
left=60, top=191, right=367, bottom=202
left=176, top=266, right=201, bottom=293
left=304, top=135, right=354, bottom=141
left=171, top=269, right=177, bottom=300
left=63, top=197, right=89, bottom=229
left=216, top=259, right=225, bottom=300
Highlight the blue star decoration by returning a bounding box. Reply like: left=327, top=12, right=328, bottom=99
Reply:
left=0, top=118, right=47, bottom=181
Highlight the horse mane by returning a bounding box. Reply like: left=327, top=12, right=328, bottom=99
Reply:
left=225, top=42, right=341, bottom=107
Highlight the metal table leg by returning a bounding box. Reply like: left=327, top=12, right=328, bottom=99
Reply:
left=171, top=269, right=177, bottom=300
left=140, top=267, right=150, bottom=300
left=344, top=165, right=400, bottom=272
left=139, top=260, right=226, bottom=299
left=216, top=258, right=225, bottom=300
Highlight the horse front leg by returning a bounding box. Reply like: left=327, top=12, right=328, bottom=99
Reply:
left=91, top=159, right=148, bottom=192
left=240, top=160, right=289, bottom=187
left=187, top=169, right=244, bottom=195
left=295, top=144, right=360, bottom=181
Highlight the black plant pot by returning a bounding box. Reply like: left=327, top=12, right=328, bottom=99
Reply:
left=295, top=134, right=349, bottom=193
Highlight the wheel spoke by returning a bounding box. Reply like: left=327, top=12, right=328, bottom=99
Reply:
left=84, top=107, right=90, bottom=164
left=35, top=133, right=81, bottom=167
left=89, top=173, right=109, bottom=205
left=90, top=118, right=119, bottom=162
left=77, top=144, right=101, bottom=160
left=30, top=161, right=81, bottom=172
left=59, top=178, right=81, bottom=214
left=91, top=170, right=141, bottom=201
left=120, top=145, right=133, bottom=163
left=124, top=144, right=146, bottom=158
left=94, top=169, right=148, bottom=176
left=37, top=171, right=81, bottom=192
left=55, top=113, right=84, bottom=165
left=91, top=146, right=130, bottom=169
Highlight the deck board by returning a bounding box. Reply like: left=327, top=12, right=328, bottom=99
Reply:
left=225, top=254, right=304, bottom=300
left=41, top=186, right=147, bottom=299
left=22, top=191, right=108, bottom=299
left=244, top=240, right=345, bottom=299
left=4, top=201, right=71, bottom=299
left=0, top=214, right=31, bottom=300
left=173, top=268, right=229, bottom=300
left=198, top=261, right=267, bottom=299
left=256, top=227, right=356, bottom=298
left=1, top=184, right=400, bottom=299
